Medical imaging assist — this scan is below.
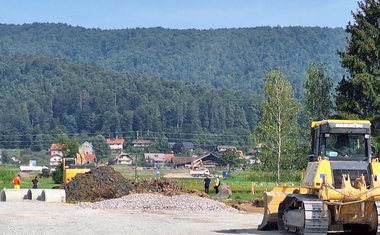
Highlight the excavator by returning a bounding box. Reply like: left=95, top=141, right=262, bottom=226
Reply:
left=258, top=119, right=380, bottom=234
left=189, top=159, right=210, bottom=177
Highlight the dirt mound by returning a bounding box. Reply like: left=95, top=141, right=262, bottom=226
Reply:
left=61, top=166, right=184, bottom=202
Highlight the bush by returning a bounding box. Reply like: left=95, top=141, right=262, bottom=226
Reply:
left=40, top=168, right=51, bottom=178
left=0, top=168, right=16, bottom=182
left=52, top=164, right=63, bottom=184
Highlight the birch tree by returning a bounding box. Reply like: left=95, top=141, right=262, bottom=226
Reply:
left=254, top=69, right=300, bottom=182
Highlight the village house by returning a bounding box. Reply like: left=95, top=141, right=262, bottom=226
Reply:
left=79, top=141, right=96, bottom=163
left=132, top=139, right=152, bottom=148
left=144, top=153, right=174, bottom=167
left=111, top=153, right=133, bottom=165
left=171, top=152, right=223, bottom=169
left=49, top=143, right=64, bottom=166
left=106, top=138, right=125, bottom=155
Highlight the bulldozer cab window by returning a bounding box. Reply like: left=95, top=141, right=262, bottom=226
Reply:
left=325, top=134, right=366, bottom=159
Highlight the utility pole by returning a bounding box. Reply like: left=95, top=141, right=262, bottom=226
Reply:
left=134, top=148, right=138, bottom=182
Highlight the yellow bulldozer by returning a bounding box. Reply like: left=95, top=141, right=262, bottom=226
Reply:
left=258, top=119, right=380, bottom=234
left=63, top=153, right=97, bottom=183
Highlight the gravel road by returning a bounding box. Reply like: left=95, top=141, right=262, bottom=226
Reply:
left=0, top=201, right=281, bottom=235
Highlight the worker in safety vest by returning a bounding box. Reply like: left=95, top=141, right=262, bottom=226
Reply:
left=213, top=174, right=220, bottom=193
left=13, top=174, right=21, bottom=189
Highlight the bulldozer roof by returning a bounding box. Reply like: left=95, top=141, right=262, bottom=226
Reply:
left=311, top=120, right=371, bottom=128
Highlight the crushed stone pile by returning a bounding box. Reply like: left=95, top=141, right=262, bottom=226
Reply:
left=60, top=166, right=184, bottom=202
left=77, top=193, right=240, bottom=212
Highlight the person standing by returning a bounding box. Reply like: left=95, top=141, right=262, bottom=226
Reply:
left=13, top=174, right=21, bottom=189
left=31, top=176, right=39, bottom=189
left=204, top=175, right=211, bottom=194
left=213, top=174, right=220, bottom=194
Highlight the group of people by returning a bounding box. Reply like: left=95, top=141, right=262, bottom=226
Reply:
left=12, top=174, right=39, bottom=189
left=203, top=174, right=220, bottom=194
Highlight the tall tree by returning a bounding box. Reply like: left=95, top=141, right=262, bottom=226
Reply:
left=57, top=135, right=80, bottom=159
left=219, top=149, right=242, bottom=172
left=254, top=69, right=300, bottom=182
left=90, top=134, right=111, bottom=161
left=303, top=62, right=334, bottom=121
left=336, top=0, right=380, bottom=126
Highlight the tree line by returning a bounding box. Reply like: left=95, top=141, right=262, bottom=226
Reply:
left=0, top=23, right=347, bottom=95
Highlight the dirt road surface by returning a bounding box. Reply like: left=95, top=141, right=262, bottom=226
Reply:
left=0, top=201, right=281, bottom=235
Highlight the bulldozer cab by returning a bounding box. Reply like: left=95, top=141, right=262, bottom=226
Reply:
left=309, top=120, right=372, bottom=162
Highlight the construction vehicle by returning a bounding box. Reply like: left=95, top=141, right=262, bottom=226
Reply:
left=258, top=119, right=380, bottom=234
left=63, top=153, right=97, bottom=183
left=189, top=159, right=210, bottom=177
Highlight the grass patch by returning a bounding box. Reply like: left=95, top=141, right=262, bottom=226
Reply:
left=0, top=176, right=59, bottom=189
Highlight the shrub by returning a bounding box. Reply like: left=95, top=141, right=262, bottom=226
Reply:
left=0, top=168, right=16, bottom=182
left=40, top=168, right=51, bottom=178
left=52, top=164, right=63, bottom=184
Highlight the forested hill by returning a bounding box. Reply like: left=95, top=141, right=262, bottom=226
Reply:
left=0, top=23, right=347, bottom=95
left=0, top=52, right=261, bottom=151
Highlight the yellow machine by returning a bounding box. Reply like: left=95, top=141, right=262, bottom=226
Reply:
left=189, top=159, right=210, bottom=177
left=258, top=120, right=380, bottom=234
left=63, top=153, right=96, bottom=183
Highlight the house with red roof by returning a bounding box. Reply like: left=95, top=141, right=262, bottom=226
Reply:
left=106, top=138, right=125, bottom=155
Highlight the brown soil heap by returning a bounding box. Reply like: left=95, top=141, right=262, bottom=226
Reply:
left=60, top=166, right=184, bottom=202
left=60, top=165, right=263, bottom=214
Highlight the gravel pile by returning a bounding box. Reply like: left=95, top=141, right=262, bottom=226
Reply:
left=77, top=193, right=240, bottom=212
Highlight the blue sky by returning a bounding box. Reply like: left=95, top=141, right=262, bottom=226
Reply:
left=0, top=0, right=359, bottom=30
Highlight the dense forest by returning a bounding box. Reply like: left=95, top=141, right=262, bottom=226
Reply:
left=0, top=23, right=349, bottom=152
left=0, top=23, right=347, bottom=95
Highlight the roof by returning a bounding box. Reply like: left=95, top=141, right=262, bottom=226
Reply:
left=168, top=141, right=194, bottom=149
left=144, top=153, right=172, bottom=162
left=216, top=145, right=237, bottom=152
left=165, top=154, right=174, bottom=161
left=311, top=120, right=371, bottom=128
left=132, top=139, right=152, bottom=144
left=106, top=138, right=125, bottom=145
left=172, top=156, right=202, bottom=165
left=50, top=143, right=63, bottom=150
left=112, top=153, right=132, bottom=162
left=83, top=154, right=96, bottom=162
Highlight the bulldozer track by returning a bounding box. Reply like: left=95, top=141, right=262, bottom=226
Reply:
left=277, top=194, right=329, bottom=235
left=375, top=202, right=380, bottom=234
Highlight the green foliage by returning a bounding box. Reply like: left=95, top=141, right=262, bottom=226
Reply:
left=253, top=69, right=303, bottom=182
left=336, top=0, right=380, bottom=131
left=0, top=52, right=259, bottom=150
left=0, top=24, right=351, bottom=151
left=40, top=168, right=51, bottom=178
left=57, top=135, right=79, bottom=158
left=52, top=164, right=63, bottom=184
left=303, top=62, right=334, bottom=121
left=90, top=135, right=111, bottom=159
left=0, top=168, right=16, bottom=182
left=0, top=24, right=347, bottom=95
left=219, top=149, right=242, bottom=171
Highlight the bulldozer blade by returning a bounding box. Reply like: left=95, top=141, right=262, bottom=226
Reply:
left=258, top=186, right=307, bottom=230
